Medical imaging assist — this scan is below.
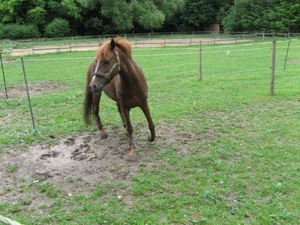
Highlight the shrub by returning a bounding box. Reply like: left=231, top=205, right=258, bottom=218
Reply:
left=84, top=17, right=103, bottom=35
left=0, top=24, right=40, bottom=39
left=44, top=18, right=71, bottom=38
left=0, top=23, right=4, bottom=39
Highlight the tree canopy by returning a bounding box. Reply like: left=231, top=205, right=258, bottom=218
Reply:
left=0, top=0, right=298, bottom=39
left=222, top=0, right=300, bottom=32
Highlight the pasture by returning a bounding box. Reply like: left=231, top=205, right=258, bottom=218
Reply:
left=0, top=39, right=300, bottom=224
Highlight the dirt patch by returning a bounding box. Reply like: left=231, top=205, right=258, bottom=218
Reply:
left=0, top=119, right=213, bottom=211
left=0, top=81, right=65, bottom=99
left=288, top=58, right=300, bottom=63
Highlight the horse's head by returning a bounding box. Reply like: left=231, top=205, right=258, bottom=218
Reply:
left=89, top=38, right=121, bottom=93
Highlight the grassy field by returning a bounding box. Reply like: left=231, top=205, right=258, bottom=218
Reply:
left=0, top=39, right=300, bottom=224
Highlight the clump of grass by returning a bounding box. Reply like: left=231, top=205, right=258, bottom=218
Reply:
left=36, top=182, right=63, bottom=198
left=6, top=164, right=18, bottom=173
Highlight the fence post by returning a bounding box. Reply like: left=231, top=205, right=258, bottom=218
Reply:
left=283, top=39, right=291, bottom=71
left=199, top=41, right=202, bottom=81
left=0, top=53, right=9, bottom=104
left=21, top=58, right=37, bottom=135
left=270, top=41, right=276, bottom=96
left=8, top=41, right=13, bottom=57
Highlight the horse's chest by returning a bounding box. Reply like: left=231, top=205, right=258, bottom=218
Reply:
left=117, top=90, right=144, bottom=108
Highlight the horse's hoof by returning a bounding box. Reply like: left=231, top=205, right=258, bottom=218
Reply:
left=148, top=135, right=156, bottom=142
left=101, top=133, right=108, bottom=139
left=128, top=155, right=138, bottom=162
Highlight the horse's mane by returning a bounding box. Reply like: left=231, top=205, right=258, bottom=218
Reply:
left=96, top=37, right=132, bottom=59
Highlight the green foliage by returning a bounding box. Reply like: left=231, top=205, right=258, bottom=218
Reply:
left=27, top=6, right=47, bottom=26
left=0, top=23, right=40, bottom=39
left=44, top=18, right=71, bottom=38
left=0, top=23, right=4, bottom=38
left=0, top=0, right=24, bottom=23
left=0, top=0, right=300, bottom=40
left=61, top=0, right=82, bottom=20
left=134, top=0, right=165, bottom=31
left=228, top=0, right=300, bottom=32
left=180, top=0, right=231, bottom=30
left=100, top=0, right=133, bottom=32
left=84, top=17, right=104, bottom=35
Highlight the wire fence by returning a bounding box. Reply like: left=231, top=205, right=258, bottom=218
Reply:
left=1, top=31, right=300, bottom=57
left=0, top=38, right=299, bottom=136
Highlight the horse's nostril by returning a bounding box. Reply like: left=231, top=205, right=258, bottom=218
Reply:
left=89, top=84, right=96, bottom=90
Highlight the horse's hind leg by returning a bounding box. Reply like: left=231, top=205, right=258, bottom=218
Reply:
left=93, top=93, right=108, bottom=139
left=141, top=102, right=156, bottom=142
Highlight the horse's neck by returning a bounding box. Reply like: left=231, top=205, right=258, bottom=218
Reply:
left=119, top=57, right=139, bottom=83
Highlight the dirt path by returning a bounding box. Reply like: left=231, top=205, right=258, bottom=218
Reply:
left=4, top=37, right=251, bottom=56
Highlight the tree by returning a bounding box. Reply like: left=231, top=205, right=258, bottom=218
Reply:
left=278, top=0, right=300, bottom=31
left=61, top=0, right=82, bottom=20
left=99, top=0, right=133, bottom=32
left=179, top=0, right=232, bottom=31
left=27, top=6, right=47, bottom=26
left=0, top=0, right=24, bottom=23
left=227, top=0, right=300, bottom=32
left=130, top=0, right=164, bottom=33
left=222, top=6, right=238, bottom=32
left=78, top=0, right=184, bottom=33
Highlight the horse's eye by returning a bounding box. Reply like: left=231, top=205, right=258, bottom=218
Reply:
left=103, top=60, right=109, bottom=65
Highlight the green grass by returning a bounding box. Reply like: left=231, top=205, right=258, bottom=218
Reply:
left=0, top=39, right=300, bottom=224
left=5, top=164, right=19, bottom=173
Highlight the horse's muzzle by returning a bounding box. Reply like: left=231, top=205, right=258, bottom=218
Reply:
left=89, top=83, right=103, bottom=94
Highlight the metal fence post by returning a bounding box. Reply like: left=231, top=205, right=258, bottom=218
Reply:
left=0, top=53, right=9, bottom=103
left=21, top=58, right=37, bottom=135
left=270, top=41, right=276, bottom=96
left=199, top=41, right=202, bottom=81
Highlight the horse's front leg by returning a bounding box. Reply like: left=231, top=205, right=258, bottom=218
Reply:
left=93, top=93, right=108, bottom=139
left=117, top=102, right=126, bottom=128
left=121, top=106, right=137, bottom=162
left=141, top=103, right=156, bottom=142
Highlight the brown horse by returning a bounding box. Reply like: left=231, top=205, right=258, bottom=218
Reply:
left=83, top=37, right=156, bottom=161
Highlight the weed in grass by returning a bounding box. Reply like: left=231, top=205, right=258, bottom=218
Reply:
left=21, top=182, right=33, bottom=191
left=66, top=177, right=74, bottom=183
left=36, top=182, right=63, bottom=198
left=6, top=164, right=19, bottom=172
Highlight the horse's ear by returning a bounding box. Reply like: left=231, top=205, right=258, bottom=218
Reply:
left=110, top=38, right=116, bottom=51
left=99, top=41, right=103, bottom=46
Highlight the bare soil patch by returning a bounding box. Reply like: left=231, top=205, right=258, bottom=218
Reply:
left=0, top=81, right=65, bottom=99
left=0, top=122, right=208, bottom=211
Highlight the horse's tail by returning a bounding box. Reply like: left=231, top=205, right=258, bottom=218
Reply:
left=84, top=63, right=93, bottom=125
left=83, top=88, right=93, bottom=125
